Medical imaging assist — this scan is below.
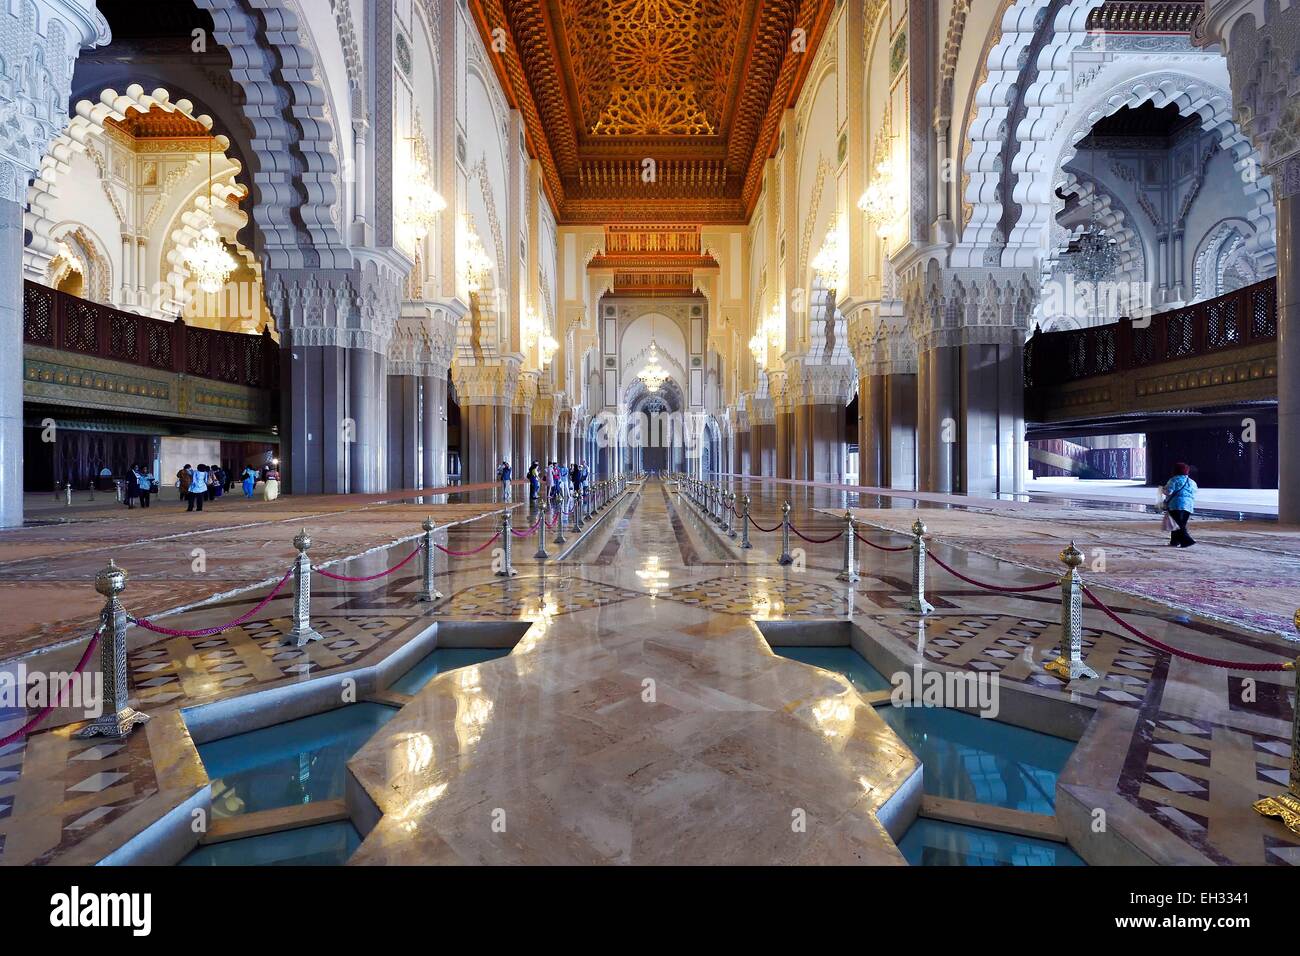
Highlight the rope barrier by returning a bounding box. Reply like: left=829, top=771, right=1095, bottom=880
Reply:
left=131, top=566, right=296, bottom=637
left=0, top=624, right=104, bottom=748
left=1080, top=584, right=1294, bottom=672
left=434, top=530, right=502, bottom=557
left=925, top=551, right=1058, bottom=593
left=790, top=525, right=844, bottom=544
left=316, top=542, right=424, bottom=581
left=855, top=531, right=910, bottom=552
left=747, top=514, right=783, bottom=533
left=511, top=516, right=543, bottom=538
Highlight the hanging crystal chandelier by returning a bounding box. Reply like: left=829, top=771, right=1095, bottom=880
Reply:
left=539, top=327, right=559, bottom=366
left=1064, top=213, right=1119, bottom=284
left=522, top=304, right=544, bottom=351
left=402, top=161, right=446, bottom=241
left=188, top=225, right=236, bottom=294
left=187, top=141, right=236, bottom=294
left=857, top=108, right=904, bottom=236
left=461, top=217, right=493, bottom=293
left=639, top=343, right=669, bottom=393
left=748, top=328, right=766, bottom=368
left=811, top=215, right=846, bottom=293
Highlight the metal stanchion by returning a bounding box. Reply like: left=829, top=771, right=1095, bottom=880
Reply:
left=75, top=560, right=150, bottom=739
left=741, top=495, right=752, bottom=549
left=554, top=496, right=568, bottom=546
left=534, top=499, right=551, bottom=560
left=65, top=483, right=72, bottom=507
left=496, top=510, right=519, bottom=577
left=836, top=511, right=859, bottom=583
left=285, top=530, right=323, bottom=646
left=905, top=519, right=935, bottom=615
left=725, top=492, right=737, bottom=538
left=574, top=489, right=585, bottom=531
left=1254, top=614, right=1300, bottom=835
left=1043, top=543, right=1098, bottom=681
left=419, top=516, right=443, bottom=603
left=778, top=501, right=793, bottom=566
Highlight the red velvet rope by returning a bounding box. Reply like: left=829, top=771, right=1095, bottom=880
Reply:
left=855, top=531, right=909, bottom=552
left=511, top=516, right=543, bottom=538
left=1080, top=584, right=1294, bottom=672
left=434, top=530, right=502, bottom=556
left=0, top=625, right=104, bottom=748
left=747, top=514, right=783, bottom=533
left=925, top=551, right=1058, bottom=593
left=132, top=566, right=296, bottom=637
left=791, top=525, right=844, bottom=544
left=317, top=543, right=424, bottom=581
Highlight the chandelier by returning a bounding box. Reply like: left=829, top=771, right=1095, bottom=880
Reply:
left=765, top=302, right=784, bottom=349
left=539, top=327, right=559, bottom=366
left=1064, top=213, right=1119, bottom=283
left=748, top=328, right=766, bottom=368
left=187, top=141, right=236, bottom=294
left=638, top=342, right=669, bottom=393
left=857, top=107, right=904, bottom=236
left=522, top=304, right=544, bottom=351
left=461, top=216, right=493, bottom=293
left=401, top=161, right=445, bottom=241
left=188, top=225, right=237, bottom=294
left=811, top=214, right=846, bottom=293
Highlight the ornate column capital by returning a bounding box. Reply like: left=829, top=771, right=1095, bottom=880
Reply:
left=451, top=355, right=522, bottom=407
left=907, top=266, right=1038, bottom=352
left=388, top=307, right=456, bottom=378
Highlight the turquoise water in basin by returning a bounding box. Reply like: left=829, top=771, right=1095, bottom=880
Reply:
left=775, top=645, right=893, bottom=692
left=199, top=702, right=397, bottom=819
left=772, top=645, right=1074, bottom=814
left=389, top=646, right=511, bottom=695
left=181, top=821, right=361, bottom=866
left=900, top=818, right=1085, bottom=866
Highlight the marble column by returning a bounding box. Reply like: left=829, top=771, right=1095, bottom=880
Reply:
left=959, top=341, right=1025, bottom=498
left=1280, top=194, right=1300, bottom=521
left=422, top=374, right=448, bottom=487
left=387, top=375, right=420, bottom=490
left=0, top=201, right=24, bottom=527
left=0, top=0, right=110, bottom=527
left=347, top=347, right=387, bottom=493
left=282, top=339, right=349, bottom=495
left=918, top=345, right=959, bottom=493
left=859, top=372, right=918, bottom=490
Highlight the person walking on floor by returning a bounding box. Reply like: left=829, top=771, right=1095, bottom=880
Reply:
left=1162, top=462, right=1198, bottom=548
left=497, top=460, right=512, bottom=499
left=123, top=465, right=138, bottom=509
left=134, top=464, right=153, bottom=509
left=527, top=460, right=540, bottom=504
left=177, top=465, right=191, bottom=501
left=187, top=464, right=211, bottom=512
left=241, top=465, right=258, bottom=498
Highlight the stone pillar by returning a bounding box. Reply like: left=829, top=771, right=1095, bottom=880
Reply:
left=789, top=363, right=855, bottom=484
left=917, top=344, right=959, bottom=493
left=387, top=374, right=420, bottom=490
left=422, top=373, right=448, bottom=487
left=771, top=373, right=792, bottom=479
left=0, top=200, right=26, bottom=527
left=1184, top=4, right=1298, bottom=517
left=0, top=0, right=110, bottom=528
left=452, top=362, right=518, bottom=484
left=347, top=346, right=387, bottom=493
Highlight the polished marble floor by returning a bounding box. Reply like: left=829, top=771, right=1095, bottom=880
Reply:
left=0, top=476, right=1295, bottom=865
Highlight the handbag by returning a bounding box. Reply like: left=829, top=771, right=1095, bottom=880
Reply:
left=1161, top=512, right=1176, bottom=532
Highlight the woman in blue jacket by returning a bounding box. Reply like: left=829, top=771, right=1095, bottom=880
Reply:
left=1163, top=462, right=1198, bottom=547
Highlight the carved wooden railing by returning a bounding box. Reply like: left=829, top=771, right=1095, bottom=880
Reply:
left=1024, top=277, right=1277, bottom=388
left=22, top=281, right=279, bottom=389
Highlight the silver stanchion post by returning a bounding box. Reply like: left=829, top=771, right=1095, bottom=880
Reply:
left=535, top=499, right=550, bottom=560
left=778, top=501, right=794, bottom=566
left=837, top=511, right=859, bottom=583
left=65, top=483, right=72, bottom=507
left=906, top=519, right=935, bottom=615
left=1044, top=542, right=1098, bottom=681
left=574, top=489, right=585, bottom=531
left=741, top=495, right=752, bottom=549
left=285, top=530, right=323, bottom=646
left=554, top=496, right=568, bottom=546
left=726, top=492, right=737, bottom=538
left=75, top=560, right=150, bottom=739
left=1254, top=617, right=1300, bottom=834
left=496, top=510, right=518, bottom=577
left=419, top=516, right=443, bottom=603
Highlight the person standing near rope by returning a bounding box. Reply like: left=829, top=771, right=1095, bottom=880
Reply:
left=1162, top=462, right=1198, bottom=548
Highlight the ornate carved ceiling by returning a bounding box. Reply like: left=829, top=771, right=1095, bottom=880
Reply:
left=471, top=0, right=834, bottom=223
left=105, top=106, right=214, bottom=140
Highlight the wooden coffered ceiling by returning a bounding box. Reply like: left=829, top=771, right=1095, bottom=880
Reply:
left=471, top=0, right=835, bottom=224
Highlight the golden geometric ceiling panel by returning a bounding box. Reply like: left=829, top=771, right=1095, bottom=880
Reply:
left=471, top=0, right=834, bottom=223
